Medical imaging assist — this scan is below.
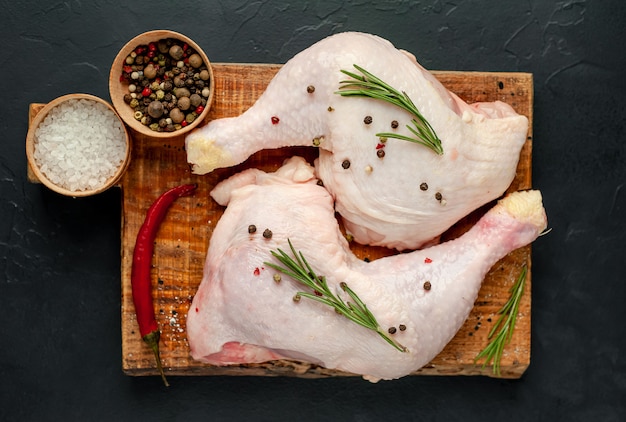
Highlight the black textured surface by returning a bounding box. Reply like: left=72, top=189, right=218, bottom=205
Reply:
left=2, top=1, right=625, bottom=420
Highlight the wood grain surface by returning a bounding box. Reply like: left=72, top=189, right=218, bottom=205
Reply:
left=29, top=63, right=533, bottom=379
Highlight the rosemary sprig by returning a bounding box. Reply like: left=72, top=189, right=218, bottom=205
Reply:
left=336, top=64, right=444, bottom=155
left=474, top=265, right=527, bottom=376
left=264, top=239, right=408, bottom=353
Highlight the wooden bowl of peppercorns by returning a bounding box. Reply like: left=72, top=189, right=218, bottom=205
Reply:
left=109, top=30, right=214, bottom=139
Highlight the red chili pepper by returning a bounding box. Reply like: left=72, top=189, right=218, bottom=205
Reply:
left=131, top=183, right=197, bottom=387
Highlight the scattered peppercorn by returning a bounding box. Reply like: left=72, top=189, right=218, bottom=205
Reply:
left=342, top=159, right=351, bottom=169
left=119, top=37, right=210, bottom=132
left=273, top=273, right=281, bottom=283
left=263, top=228, right=273, bottom=239
left=364, top=115, right=373, bottom=124
left=388, top=327, right=397, bottom=334
left=248, top=224, right=257, bottom=234
left=399, top=324, right=406, bottom=331
left=435, top=192, right=443, bottom=201
left=271, top=116, right=280, bottom=124
left=423, top=281, right=432, bottom=291
left=293, top=294, right=301, bottom=302
left=420, top=182, right=428, bottom=191
left=307, top=85, right=315, bottom=93
left=391, top=120, right=399, bottom=129
left=377, top=149, right=385, bottom=158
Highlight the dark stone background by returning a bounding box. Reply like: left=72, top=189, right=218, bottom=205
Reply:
left=2, top=1, right=624, bottom=420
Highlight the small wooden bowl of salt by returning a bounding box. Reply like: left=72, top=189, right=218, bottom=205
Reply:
left=26, top=93, right=131, bottom=197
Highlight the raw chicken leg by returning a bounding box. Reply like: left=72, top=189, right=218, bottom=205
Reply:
left=186, top=157, right=547, bottom=382
left=185, top=32, right=529, bottom=250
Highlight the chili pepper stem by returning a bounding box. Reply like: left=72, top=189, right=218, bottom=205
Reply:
left=143, top=330, right=170, bottom=387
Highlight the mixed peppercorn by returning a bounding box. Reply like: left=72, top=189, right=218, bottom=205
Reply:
left=120, top=38, right=210, bottom=132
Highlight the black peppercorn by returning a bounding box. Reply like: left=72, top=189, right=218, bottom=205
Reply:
left=423, top=281, right=432, bottom=291
left=364, top=115, right=373, bottom=124
left=391, top=120, right=399, bottom=128
left=377, top=149, right=385, bottom=158
left=263, top=229, right=273, bottom=239
left=420, top=182, right=428, bottom=191
left=399, top=324, right=406, bottom=331
left=388, top=327, right=397, bottom=334
left=307, top=85, right=315, bottom=93
left=342, top=159, right=351, bottom=169
left=248, top=224, right=257, bottom=234
left=435, top=192, right=443, bottom=201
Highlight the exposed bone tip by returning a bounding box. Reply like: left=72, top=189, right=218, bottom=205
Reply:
left=186, top=135, right=235, bottom=175
left=498, top=190, right=547, bottom=231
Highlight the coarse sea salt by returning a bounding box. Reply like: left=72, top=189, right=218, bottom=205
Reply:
left=33, top=98, right=127, bottom=192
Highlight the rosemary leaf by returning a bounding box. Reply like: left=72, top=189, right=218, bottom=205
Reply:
left=265, top=239, right=408, bottom=353
left=336, top=64, right=443, bottom=155
left=474, top=265, right=527, bottom=376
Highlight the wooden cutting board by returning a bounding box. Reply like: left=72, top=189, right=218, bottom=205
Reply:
left=29, top=63, right=533, bottom=379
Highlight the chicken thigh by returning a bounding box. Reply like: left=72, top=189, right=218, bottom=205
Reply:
left=186, top=157, right=547, bottom=382
left=185, top=32, right=529, bottom=250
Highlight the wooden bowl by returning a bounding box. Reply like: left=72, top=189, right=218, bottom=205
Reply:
left=26, top=93, right=131, bottom=197
left=109, top=30, right=214, bottom=139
